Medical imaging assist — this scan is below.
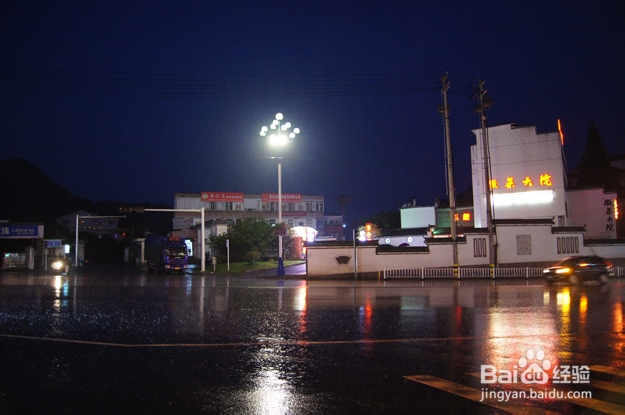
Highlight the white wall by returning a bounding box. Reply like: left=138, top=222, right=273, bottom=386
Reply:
left=306, top=226, right=625, bottom=276
left=400, top=206, right=436, bottom=228
left=566, top=188, right=617, bottom=239
left=379, top=234, right=427, bottom=247
left=472, top=124, right=567, bottom=227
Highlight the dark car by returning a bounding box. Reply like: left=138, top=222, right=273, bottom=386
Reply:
left=543, top=255, right=612, bottom=285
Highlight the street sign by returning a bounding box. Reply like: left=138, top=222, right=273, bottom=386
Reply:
left=44, top=239, right=62, bottom=248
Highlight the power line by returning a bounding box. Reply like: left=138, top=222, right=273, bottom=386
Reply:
left=0, top=66, right=478, bottom=99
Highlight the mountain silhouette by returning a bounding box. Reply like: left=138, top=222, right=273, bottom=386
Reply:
left=0, top=158, right=173, bottom=234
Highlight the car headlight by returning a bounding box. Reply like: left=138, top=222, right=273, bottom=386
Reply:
left=51, top=260, right=63, bottom=270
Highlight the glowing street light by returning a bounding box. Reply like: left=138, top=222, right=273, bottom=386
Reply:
left=260, top=113, right=300, bottom=276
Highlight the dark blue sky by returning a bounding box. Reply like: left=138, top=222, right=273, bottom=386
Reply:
left=2, top=1, right=624, bottom=224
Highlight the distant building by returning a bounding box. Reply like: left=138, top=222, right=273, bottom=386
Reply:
left=170, top=192, right=344, bottom=258
left=387, top=123, right=619, bottom=249
left=56, top=210, right=122, bottom=237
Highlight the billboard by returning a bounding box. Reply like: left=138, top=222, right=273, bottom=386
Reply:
left=0, top=225, right=42, bottom=239
left=262, top=193, right=302, bottom=203
left=200, top=192, right=244, bottom=202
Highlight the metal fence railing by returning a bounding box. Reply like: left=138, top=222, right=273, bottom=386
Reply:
left=384, top=267, right=559, bottom=280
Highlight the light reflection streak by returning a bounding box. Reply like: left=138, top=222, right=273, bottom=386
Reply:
left=611, top=300, right=624, bottom=367
left=294, top=286, right=307, bottom=336
left=248, top=364, right=294, bottom=414
left=486, top=288, right=558, bottom=375
left=579, top=294, right=587, bottom=327
left=613, top=301, right=623, bottom=334
left=54, top=275, right=62, bottom=313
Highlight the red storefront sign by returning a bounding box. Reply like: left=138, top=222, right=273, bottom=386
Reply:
left=262, top=193, right=302, bottom=203
left=201, top=192, right=244, bottom=202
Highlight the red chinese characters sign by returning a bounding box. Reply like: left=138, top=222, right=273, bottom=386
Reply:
left=201, top=192, right=244, bottom=202
left=262, top=193, right=302, bottom=203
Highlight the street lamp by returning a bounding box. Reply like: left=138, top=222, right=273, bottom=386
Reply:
left=260, top=112, right=300, bottom=276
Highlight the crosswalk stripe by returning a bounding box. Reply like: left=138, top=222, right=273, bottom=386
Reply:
left=590, top=378, right=625, bottom=395
left=404, top=374, right=549, bottom=414
left=466, top=372, right=625, bottom=414
left=590, top=365, right=625, bottom=378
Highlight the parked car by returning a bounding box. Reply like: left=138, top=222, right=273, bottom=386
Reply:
left=543, top=255, right=612, bottom=285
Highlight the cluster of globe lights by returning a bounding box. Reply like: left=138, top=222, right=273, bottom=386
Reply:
left=259, top=113, right=300, bottom=145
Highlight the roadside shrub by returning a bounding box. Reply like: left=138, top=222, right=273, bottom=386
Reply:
left=244, top=250, right=261, bottom=263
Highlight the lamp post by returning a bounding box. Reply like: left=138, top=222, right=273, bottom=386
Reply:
left=260, top=112, right=300, bottom=276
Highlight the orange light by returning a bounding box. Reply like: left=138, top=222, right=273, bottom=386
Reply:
left=504, top=177, right=515, bottom=189
left=615, top=199, right=619, bottom=220
left=539, top=174, right=553, bottom=187
left=462, top=212, right=471, bottom=221
left=522, top=176, right=533, bottom=187
left=558, top=119, right=564, bottom=146
left=489, top=179, right=499, bottom=189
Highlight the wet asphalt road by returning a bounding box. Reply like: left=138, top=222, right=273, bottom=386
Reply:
left=0, top=265, right=624, bottom=414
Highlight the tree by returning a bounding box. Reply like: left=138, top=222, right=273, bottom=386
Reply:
left=361, top=209, right=401, bottom=230
left=577, top=123, right=618, bottom=190
left=209, top=218, right=276, bottom=262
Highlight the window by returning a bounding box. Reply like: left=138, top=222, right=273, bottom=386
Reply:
left=306, top=203, right=312, bottom=211
left=317, top=203, right=323, bottom=212
left=288, top=203, right=294, bottom=211
left=557, top=237, right=579, bottom=254
left=473, top=238, right=487, bottom=257
left=225, top=202, right=233, bottom=210
left=209, top=202, right=216, bottom=211
left=235, top=204, right=241, bottom=211
left=516, top=234, right=532, bottom=255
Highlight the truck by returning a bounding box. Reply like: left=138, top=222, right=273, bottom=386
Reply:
left=145, top=235, right=189, bottom=274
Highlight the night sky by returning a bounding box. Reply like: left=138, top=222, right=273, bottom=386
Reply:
left=2, top=1, right=624, bottom=225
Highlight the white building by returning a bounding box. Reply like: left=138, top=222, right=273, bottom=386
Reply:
left=566, top=188, right=618, bottom=239
left=471, top=123, right=568, bottom=227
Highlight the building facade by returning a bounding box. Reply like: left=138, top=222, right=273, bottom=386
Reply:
left=471, top=123, right=568, bottom=227
left=170, top=192, right=343, bottom=257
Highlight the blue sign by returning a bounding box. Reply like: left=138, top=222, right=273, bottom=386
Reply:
left=0, top=225, right=40, bottom=238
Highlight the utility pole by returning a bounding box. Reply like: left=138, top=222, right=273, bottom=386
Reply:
left=439, top=74, right=459, bottom=276
left=475, top=80, right=496, bottom=274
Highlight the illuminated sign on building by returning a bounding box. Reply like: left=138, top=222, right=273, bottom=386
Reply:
left=492, top=190, right=554, bottom=207
left=201, top=192, right=244, bottom=202
left=604, top=198, right=616, bottom=232
left=0, top=225, right=40, bottom=239
left=262, top=193, right=302, bottom=203
left=454, top=212, right=472, bottom=222
left=489, top=173, right=553, bottom=190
